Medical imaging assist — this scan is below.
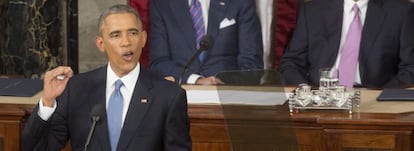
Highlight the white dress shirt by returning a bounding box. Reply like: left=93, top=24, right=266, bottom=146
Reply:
left=39, top=63, right=140, bottom=126
left=105, top=63, right=140, bottom=126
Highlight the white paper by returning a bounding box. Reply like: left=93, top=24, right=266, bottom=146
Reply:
left=186, top=89, right=289, bottom=106
left=186, top=90, right=221, bottom=104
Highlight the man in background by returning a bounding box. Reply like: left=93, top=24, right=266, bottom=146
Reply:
left=149, top=0, right=264, bottom=85
left=279, top=0, right=414, bottom=88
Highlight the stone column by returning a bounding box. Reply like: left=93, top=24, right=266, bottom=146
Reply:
left=0, top=0, right=74, bottom=79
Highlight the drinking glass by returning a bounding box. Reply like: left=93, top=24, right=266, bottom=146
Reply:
left=319, top=68, right=339, bottom=104
left=296, top=84, right=311, bottom=106
left=333, top=86, right=346, bottom=107
left=319, top=68, right=339, bottom=91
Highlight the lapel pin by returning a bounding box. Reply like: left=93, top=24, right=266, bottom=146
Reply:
left=219, top=1, right=225, bottom=6
left=141, top=98, right=148, bottom=104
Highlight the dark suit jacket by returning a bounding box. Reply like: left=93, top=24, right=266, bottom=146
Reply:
left=279, top=0, right=414, bottom=88
left=22, top=66, right=191, bottom=151
left=149, top=0, right=264, bottom=82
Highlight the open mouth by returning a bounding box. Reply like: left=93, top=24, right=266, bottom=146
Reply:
left=122, top=51, right=134, bottom=61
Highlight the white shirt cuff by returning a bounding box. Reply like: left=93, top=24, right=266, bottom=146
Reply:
left=38, top=98, right=57, bottom=121
left=187, top=74, right=203, bottom=84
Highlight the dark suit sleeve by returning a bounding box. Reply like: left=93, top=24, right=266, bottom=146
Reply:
left=149, top=0, right=185, bottom=81
left=279, top=0, right=310, bottom=85
left=149, top=0, right=264, bottom=82
left=384, top=3, right=414, bottom=87
left=21, top=84, right=69, bottom=151
left=237, top=0, right=264, bottom=70
left=21, top=93, right=70, bottom=151
left=21, top=106, right=48, bottom=151
left=148, top=0, right=197, bottom=81
left=164, top=88, right=192, bottom=151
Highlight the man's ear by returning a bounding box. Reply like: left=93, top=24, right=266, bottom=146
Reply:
left=140, top=30, right=148, bottom=47
left=95, top=36, right=105, bottom=53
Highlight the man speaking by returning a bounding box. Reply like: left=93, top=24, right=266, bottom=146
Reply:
left=22, top=4, right=191, bottom=151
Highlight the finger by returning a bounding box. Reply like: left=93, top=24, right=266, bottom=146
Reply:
left=60, top=67, right=74, bottom=79
left=214, top=78, right=224, bottom=84
left=53, top=66, right=73, bottom=80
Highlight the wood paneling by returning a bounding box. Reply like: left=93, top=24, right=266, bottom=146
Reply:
left=0, top=107, right=25, bottom=151
left=189, top=104, right=414, bottom=151
left=1, top=89, right=414, bottom=151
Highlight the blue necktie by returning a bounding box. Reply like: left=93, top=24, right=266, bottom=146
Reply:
left=107, top=80, right=124, bottom=151
left=190, top=0, right=206, bottom=62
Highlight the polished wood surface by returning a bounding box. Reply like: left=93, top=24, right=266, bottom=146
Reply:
left=189, top=105, right=414, bottom=150
left=185, top=86, right=414, bottom=151
left=1, top=86, right=414, bottom=151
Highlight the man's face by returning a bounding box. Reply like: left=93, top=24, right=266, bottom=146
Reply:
left=95, top=13, right=146, bottom=77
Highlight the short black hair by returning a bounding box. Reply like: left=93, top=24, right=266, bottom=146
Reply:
left=97, top=4, right=143, bottom=33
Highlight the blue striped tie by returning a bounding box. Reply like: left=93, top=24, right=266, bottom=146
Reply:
left=190, top=0, right=206, bottom=62
left=107, top=80, right=124, bottom=151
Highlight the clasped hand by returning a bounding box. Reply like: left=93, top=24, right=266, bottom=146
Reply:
left=42, top=66, right=73, bottom=107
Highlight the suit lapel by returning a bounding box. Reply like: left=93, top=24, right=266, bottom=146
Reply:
left=207, top=0, right=226, bottom=40
left=117, top=69, right=154, bottom=150
left=89, top=66, right=111, bottom=151
left=359, top=0, right=385, bottom=84
left=171, top=0, right=197, bottom=51
left=87, top=66, right=107, bottom=111
left=324, top=0, right=344, bottom=66
left=360, top=0, right=385, bottom=55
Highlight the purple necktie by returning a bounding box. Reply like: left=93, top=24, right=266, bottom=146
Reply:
left=190, top=0, right=206, bottom=62
left=339, top=4, right=362, bottom=88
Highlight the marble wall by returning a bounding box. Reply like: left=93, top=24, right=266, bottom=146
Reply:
left=0, top=0, right=73, bottom=79
left=0, top=0, right=127, bottom=78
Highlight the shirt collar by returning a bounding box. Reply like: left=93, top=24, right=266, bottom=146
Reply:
left=344, top=0, right=369, bottom=13
left=107, top=62, right=140, bottom=92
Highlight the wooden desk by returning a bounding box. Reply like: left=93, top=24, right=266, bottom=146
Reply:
left=186, top=86, right=414, bottom=151
left=1, top=86, right=414, bottom=151
left=0, top=92, right=41, bottom=151
left=0, top=107, right=25, bottom=151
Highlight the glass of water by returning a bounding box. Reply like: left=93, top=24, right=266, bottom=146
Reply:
left=319, top=68, right=339, bottom=104
left=296, top=84, right=311, bottom=106
left=319, top=68, right=339, bottom=90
